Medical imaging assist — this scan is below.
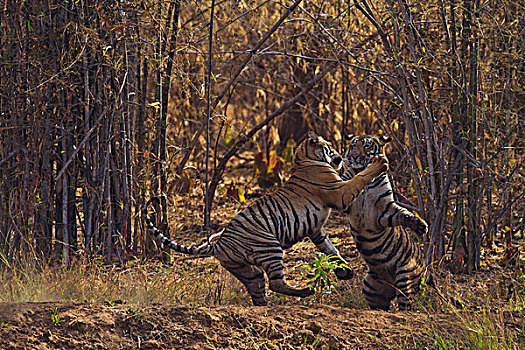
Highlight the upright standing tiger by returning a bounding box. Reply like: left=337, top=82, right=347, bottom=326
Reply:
left=144, top=132, right=388, bottom=306
left=341, top=134, right=428, bottom=310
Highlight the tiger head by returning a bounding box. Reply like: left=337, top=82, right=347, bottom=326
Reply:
left=343, top=134, right=391, bottom=172
left=293, top=131, right=343, bottom=171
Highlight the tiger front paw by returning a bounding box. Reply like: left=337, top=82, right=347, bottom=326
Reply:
left=251, top=295, right=268, bottom=306
left=369, top=155, right=389, bottom=176
left=410, top=216, right=428, bottom=236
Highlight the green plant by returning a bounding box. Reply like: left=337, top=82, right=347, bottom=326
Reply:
left=303, top=253, right=347, bottom=300
left=253, top=138, right=295, bottom=190
left=413, top=275, right=442, bottom=312
left=461, top=307, right=522, bottom=350
left=127, top=307, right=144, bottom=323
left=51, top=307, right=65, bottom=325
left=253, top=150, right=286, bottom=189
left=420, top=276, right=428, bottom=297
left=431, top=332, right=459, bottom=350
left=510, top=271, right=525, bottom=310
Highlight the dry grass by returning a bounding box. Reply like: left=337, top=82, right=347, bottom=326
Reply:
left=0, top=257, right=249, bottom=307
left=0, top=253, right=523, bottom=349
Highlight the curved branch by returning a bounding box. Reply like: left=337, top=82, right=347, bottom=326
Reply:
left=206, top=60, right=340, bottom=212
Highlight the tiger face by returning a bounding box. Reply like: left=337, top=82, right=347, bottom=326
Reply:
left=295, top=131, right=343, bottom=171
left=343, top=134, right=391, bottom=171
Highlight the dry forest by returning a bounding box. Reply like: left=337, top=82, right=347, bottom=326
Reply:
left=0, top=0, right=523, bottom=348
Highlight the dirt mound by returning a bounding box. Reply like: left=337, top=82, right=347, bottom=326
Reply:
left=0, top=302, right=467, bottom=349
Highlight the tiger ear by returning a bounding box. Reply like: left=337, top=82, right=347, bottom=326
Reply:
left=380, top=135, right=392, bottom=144
left=307, top=131, right=318, bottom=143
left=344, top=134, right=355, bottom=140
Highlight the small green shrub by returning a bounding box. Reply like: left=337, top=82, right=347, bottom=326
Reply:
left=51, top=307, right=65, bottom=325
left=303, top=253, right=348, bottom=301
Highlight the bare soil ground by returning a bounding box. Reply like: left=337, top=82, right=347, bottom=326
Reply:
left=0, top=301, right=470, bottom=349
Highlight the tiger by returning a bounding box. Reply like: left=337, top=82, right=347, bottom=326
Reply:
left=341, top=134, right=428, bottom=310
left=143, top=132, right=388, bottom=306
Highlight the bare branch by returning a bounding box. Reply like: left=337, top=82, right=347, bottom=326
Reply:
left=206, top=60, right=340, bottom=211
left=177, top=0, right=304, bottom=173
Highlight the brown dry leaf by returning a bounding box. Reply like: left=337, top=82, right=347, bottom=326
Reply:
left=268, top=150, right=278, bottom=170
left=254, top=152, right=268, bottom=175
left=225, top=183, right=245, bottom=203
left=269, top=125, right=280, bottom=146
left=415, top=155, right=423, bottom=173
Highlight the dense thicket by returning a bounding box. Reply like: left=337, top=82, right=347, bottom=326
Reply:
left=0, top=0, right=522, bottom=270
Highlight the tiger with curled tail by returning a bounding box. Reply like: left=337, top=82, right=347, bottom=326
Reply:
left=341, top=134, right=428, bottom=310
left=144, top=132, right=388, bottom=306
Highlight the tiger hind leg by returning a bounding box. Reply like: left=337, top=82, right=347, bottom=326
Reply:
left=261, top=258, right=314, bottom=298
left=396, top=288, right=418, bottom=310
left=394, top=268, right=423, bottom=310
left=363, top=273, right=396, bottom=311
left=221, top=262, right=267, bottom=306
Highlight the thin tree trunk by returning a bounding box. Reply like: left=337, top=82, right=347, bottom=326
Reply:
left=62, top=141, right=70, bottom=268
left=134, top=52, right=149, bottom=256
